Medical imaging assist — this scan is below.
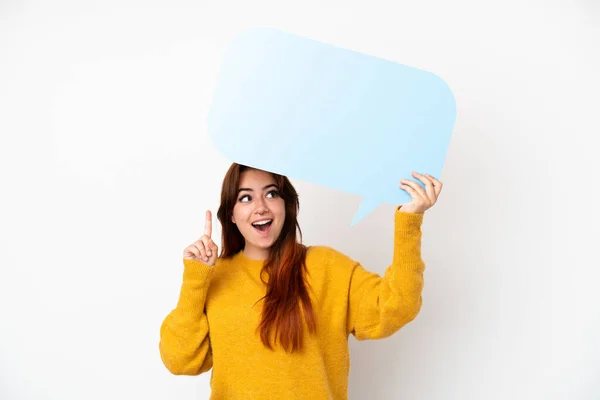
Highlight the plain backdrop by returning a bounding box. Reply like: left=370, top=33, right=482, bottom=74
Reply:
left=1, top=0, right=599, bottom=399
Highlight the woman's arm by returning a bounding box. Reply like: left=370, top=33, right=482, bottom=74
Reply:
left=159, top=259, right=214, bottom=375
left=346, top=208, right=425, bottom=340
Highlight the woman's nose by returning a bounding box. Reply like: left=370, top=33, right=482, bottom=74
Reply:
left=254, top=197, right=269, bottom=213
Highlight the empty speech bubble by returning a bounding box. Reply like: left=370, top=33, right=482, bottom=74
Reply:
left=208, top=27, right=456, bottom=226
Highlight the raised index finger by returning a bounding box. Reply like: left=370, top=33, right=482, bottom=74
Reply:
left=204, top=210, right=212, bottom=237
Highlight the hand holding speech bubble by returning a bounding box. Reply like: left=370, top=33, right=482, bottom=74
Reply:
left=208, top=28, right=456, bottom=226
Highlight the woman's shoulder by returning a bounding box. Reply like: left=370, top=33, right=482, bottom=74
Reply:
left=305, top=245, right=357, bottom=271
left=305, top=244, right=333, bottom=261
left=303, top=246, right=358, bottom=292
left=210, top=254, right=241, bottom=276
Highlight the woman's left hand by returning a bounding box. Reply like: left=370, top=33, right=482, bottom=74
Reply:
left=398, top=172, right=443, bottom=214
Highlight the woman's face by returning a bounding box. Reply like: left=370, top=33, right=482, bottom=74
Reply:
left=232, top=169, right=286, bottom=260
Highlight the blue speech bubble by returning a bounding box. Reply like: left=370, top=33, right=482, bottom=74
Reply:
left=208, top=27, right=456, bottom=226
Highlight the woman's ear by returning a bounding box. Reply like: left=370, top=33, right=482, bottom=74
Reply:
left=231, top=216, right=236, bottom=224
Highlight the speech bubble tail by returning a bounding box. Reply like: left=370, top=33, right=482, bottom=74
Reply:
left=350, top=199, right=379, bottom=227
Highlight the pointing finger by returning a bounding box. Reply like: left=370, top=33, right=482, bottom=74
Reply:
left=204, top=210, right=212, bottom=238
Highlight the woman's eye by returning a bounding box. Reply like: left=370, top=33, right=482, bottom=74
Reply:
left=239, top=190, right=279, bottom=202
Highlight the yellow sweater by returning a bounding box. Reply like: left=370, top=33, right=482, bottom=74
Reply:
left=159, top=208, right=425, bottom=399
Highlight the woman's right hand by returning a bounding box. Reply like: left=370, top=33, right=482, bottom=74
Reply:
left=183, top=210, right=219, bottom=266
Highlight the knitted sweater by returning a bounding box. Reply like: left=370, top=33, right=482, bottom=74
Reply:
left=159, top=208, right=425, bottom=399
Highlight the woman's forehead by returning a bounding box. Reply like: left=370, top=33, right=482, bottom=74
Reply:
left=239, top=169, right=277, bottom=186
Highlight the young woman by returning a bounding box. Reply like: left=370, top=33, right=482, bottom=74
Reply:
left=159, top=162, right=442, bottom=399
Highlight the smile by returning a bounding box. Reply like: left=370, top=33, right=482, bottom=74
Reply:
left=252, top=219, right=273, bottom=234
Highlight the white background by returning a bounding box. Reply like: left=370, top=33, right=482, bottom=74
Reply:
left=1, top=0, right=599, bottom=399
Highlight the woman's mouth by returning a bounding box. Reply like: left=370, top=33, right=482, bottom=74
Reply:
left=251, top=219, right=273, bottom=235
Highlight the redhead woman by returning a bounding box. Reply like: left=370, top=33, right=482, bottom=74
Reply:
left=159, top=162, right=443, bottom=399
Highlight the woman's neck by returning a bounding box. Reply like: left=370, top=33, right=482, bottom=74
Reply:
left=242, top=246, right=269, bottom=261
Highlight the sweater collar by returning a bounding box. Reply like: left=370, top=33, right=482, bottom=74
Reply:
left=235, top=250, right=266, bottom=268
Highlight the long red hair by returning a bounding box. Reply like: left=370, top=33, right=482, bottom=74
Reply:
left=216, top=163, right=316, bottom=353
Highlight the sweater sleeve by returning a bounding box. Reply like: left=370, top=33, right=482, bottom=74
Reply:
left=345, top=207, right=426, bottom=340
left=159, top=258, right=214, bottom=375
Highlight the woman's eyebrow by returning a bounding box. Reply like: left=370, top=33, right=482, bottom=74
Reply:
left=237, top=184, right=278, bottom=194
